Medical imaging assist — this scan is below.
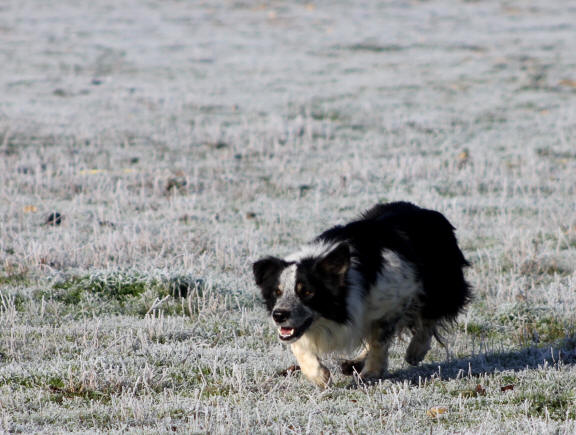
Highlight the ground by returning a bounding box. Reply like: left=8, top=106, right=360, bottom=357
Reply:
left=1, top=0, right=576, bottom=433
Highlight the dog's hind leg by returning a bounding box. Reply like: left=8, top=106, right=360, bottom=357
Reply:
left=291, top=341, right=330, bottom=389
left=405, top=319, right=436, bottom=366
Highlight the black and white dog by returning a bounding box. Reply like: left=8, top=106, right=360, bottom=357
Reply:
left=253, top=202, right=471, bottom=388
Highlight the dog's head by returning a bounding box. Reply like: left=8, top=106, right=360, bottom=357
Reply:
left=252, top=242, right=351, bottom=343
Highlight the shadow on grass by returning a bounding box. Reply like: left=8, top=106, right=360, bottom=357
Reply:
left=388, top=336, right=576, bottom=384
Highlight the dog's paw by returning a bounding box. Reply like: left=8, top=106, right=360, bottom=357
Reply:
left=305, top=366, right=331, bottom=389
left=405, top=335, right=432, bottom=366
left=341, top=359, right=365, bottom=376
left=405, top=346, right=428, bottom=366
left=405, top=354, right=424, bottom=366
left=317, top=366, right=332, bottom=389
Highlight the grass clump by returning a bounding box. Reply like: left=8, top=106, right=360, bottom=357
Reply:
left=47, top=376, right=113, bottom=405
left=52, top=273, right=149, bottom=304
left=462, top=321, right=496, bottom=338
left=0, top=272, right=30, bottom=287
left=494, top=304, right=573, bottom=345
left=512, top=390, right=576, bottom=421
left=43, top=272, right=210, bottom=317
left=0, top=373, right=116, bottom=405
left=51, top=272, right=206, bottom=303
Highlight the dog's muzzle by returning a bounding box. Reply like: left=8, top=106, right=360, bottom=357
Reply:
left=272, top=312, right=314, bottom=342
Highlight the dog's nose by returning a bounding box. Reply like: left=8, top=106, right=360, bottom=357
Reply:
left=272, top=309, right=290, bottom=323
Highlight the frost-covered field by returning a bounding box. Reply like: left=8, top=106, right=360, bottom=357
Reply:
left=1, top=0, right=576, bottom=432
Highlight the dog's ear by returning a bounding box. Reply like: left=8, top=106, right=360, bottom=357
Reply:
left=316, top=242, right=350, bottom=279
left=252, top=256, right=290, bottom=287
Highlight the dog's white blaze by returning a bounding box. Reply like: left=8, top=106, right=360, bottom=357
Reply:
left=278, top=264, right=297, bottom=294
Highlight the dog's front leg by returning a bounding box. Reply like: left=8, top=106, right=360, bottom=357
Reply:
left=359, top=321, right=396, bottom=382
left=291, top=342, right=330, bottom=388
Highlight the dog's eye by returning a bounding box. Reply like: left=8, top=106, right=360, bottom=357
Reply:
left=275, top=288, right=283, bottom=297
left=296, top=282, right=313, bottom=298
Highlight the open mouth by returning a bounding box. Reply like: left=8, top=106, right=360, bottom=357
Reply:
left=279, top=327, right=296, bottom=339
left=277, top=318, right=313, bottom=342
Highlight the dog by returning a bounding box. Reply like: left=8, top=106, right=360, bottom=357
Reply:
left=253, top=202, right=471, bottom=388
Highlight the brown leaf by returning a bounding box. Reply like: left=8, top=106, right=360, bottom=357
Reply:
left=457, top=148, right=470, bottom=169
left=427, top=407, right=448, bottom=418
left=501, top=384, right=515, bottom=392
left=559, top=79, right=576, bottom=88
left=475, top=384, right=487, bottom=396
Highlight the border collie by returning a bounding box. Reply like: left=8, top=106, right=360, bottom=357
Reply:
left=253, top=202, right=471, bottom=388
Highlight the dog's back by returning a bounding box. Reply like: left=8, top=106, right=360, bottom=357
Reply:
left=315, top=201, right=471, bottom=323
